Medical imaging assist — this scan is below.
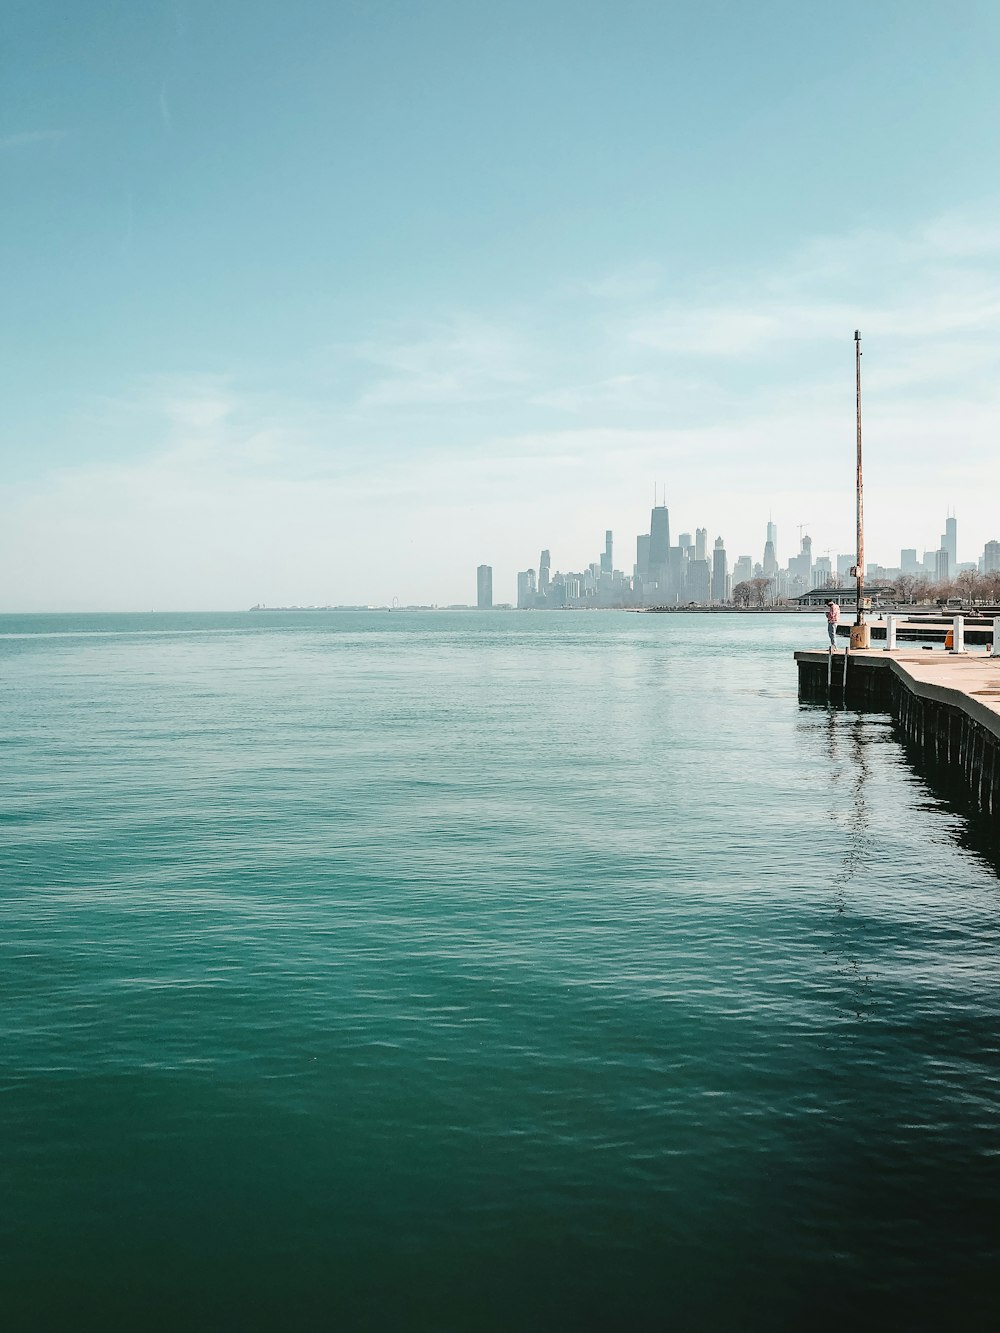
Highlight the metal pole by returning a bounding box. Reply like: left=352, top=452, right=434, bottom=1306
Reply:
left=855, top=330, right=864, bottom=627
left=850, top=330, right=870, bottom=649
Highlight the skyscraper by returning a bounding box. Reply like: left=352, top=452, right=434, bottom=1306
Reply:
left=600, top=530, right=613, bottom=575
left=944, top=515, right=957, bottom=572
left=649, top=507, right=670, bottom=569
left=789, top=534, right=812, bottom=587
left=695, top=528, right=708, bottom=562
left=635, top=534, right=650, bottom=578
left=686, top=560, right=710, bottom=602
left=732, top=555, right=752, bottom=588
left=813, top=555, right=832, bottom=585
left=768, top=519, right=784, bottom=573
left=476, top=565, right=493, bottom=609
left=539, top=549, right=551, bottom=592
left=517, top=569, right=536, bottom=609
left=711, top=537, right=728, bottom=602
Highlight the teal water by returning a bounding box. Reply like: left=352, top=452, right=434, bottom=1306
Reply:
left=2, top=611, right=998, bottom=1331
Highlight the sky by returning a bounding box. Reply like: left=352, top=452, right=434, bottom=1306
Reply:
left=2, top=0, right=999, bottom=609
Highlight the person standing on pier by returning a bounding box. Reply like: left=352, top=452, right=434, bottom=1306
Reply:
left=825, top=599, right=841, bottom=651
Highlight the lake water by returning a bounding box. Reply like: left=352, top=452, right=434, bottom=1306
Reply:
left=2, top=611, right=998, bottom=1331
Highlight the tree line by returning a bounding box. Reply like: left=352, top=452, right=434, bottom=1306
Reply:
left=729, top=569, right=1000, bottom=609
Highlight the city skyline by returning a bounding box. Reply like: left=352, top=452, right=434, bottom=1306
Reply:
left=501, top=500, right=996, bottom=611
left=2, top=3, right=1000, bottom=610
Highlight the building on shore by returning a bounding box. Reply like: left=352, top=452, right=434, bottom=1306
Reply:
left=792, top=583, right=897, bottom=610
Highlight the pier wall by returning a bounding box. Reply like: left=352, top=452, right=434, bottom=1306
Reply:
left=796, top=652, right=1000, bottom=818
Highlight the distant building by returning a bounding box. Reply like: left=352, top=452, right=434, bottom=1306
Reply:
left=813, top=555, right=833, bottom=585
left=711, top=537, right=728, bottom=602
left=837, top=553, right=854, bottom=577
left=934, top=549, right=950, bottom=582
left=476, top=565, right=493, bottom=609
left=944, top=515, right=957, bottom=572
left=517, top=569, right=536, bottom=609
left=762, top=540, right=778, bottom=578
left=694, top=528, right=708, bottom=562
left=900, top=548, right=919, bottom=574
left=649, top=507, right=670, bottom=575
left=539, top=550, right=551, bottom=593
left=635, top=534, right=650, bottom=579
left=788, top=535, right=813, bottom=590
left=732, top=555, right=752, bottom=588
left=984, top=540, right=1000, bottom=573
left=686, top=559, right=711, bottom=603
left=793, top=584, right=897, bottom=609
left=600, top=530, right=613, bottom=576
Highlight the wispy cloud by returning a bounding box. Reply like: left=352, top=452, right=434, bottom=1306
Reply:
left=0, top=129, right=66, bottom=151
left=354, top=317, right=534, bottom=408
left=561, top=262, right=664, bottom=302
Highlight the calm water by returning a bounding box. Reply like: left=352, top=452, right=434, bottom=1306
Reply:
left=2, top=611, right=998, bottom=1331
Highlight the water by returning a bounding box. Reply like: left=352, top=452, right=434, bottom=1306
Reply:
left=2, top=611, right=998, bottom=1331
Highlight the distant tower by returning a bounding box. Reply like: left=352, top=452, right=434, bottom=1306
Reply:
left=764, top=520, right=778, bottom=573
left=695, top=528, right=708, bottom=562
left=944, top=514, right=957, bottom=571
left=711, top=537, right=728, bottom=602
left=649, top=506, right=670, bottom=568
left=517, top=569, right=537, bottom=609
left=635, top=533, right=650, bottom=578
left=600, top=530, right=613, bottom=575
left=539, top=549, right=551, bottom=592
left=794, top=534, right=812, bottom=586
left=476, top=565, right=493, bottom=610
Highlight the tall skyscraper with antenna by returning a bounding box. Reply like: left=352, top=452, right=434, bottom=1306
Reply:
left=649, top=505, right=670, bottom=575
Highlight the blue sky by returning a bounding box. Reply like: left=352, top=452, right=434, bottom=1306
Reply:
left=3, top=0, right=999, bottom=608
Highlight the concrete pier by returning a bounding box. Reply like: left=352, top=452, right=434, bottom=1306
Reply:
left=796, top=648, right=1000, bottom=817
